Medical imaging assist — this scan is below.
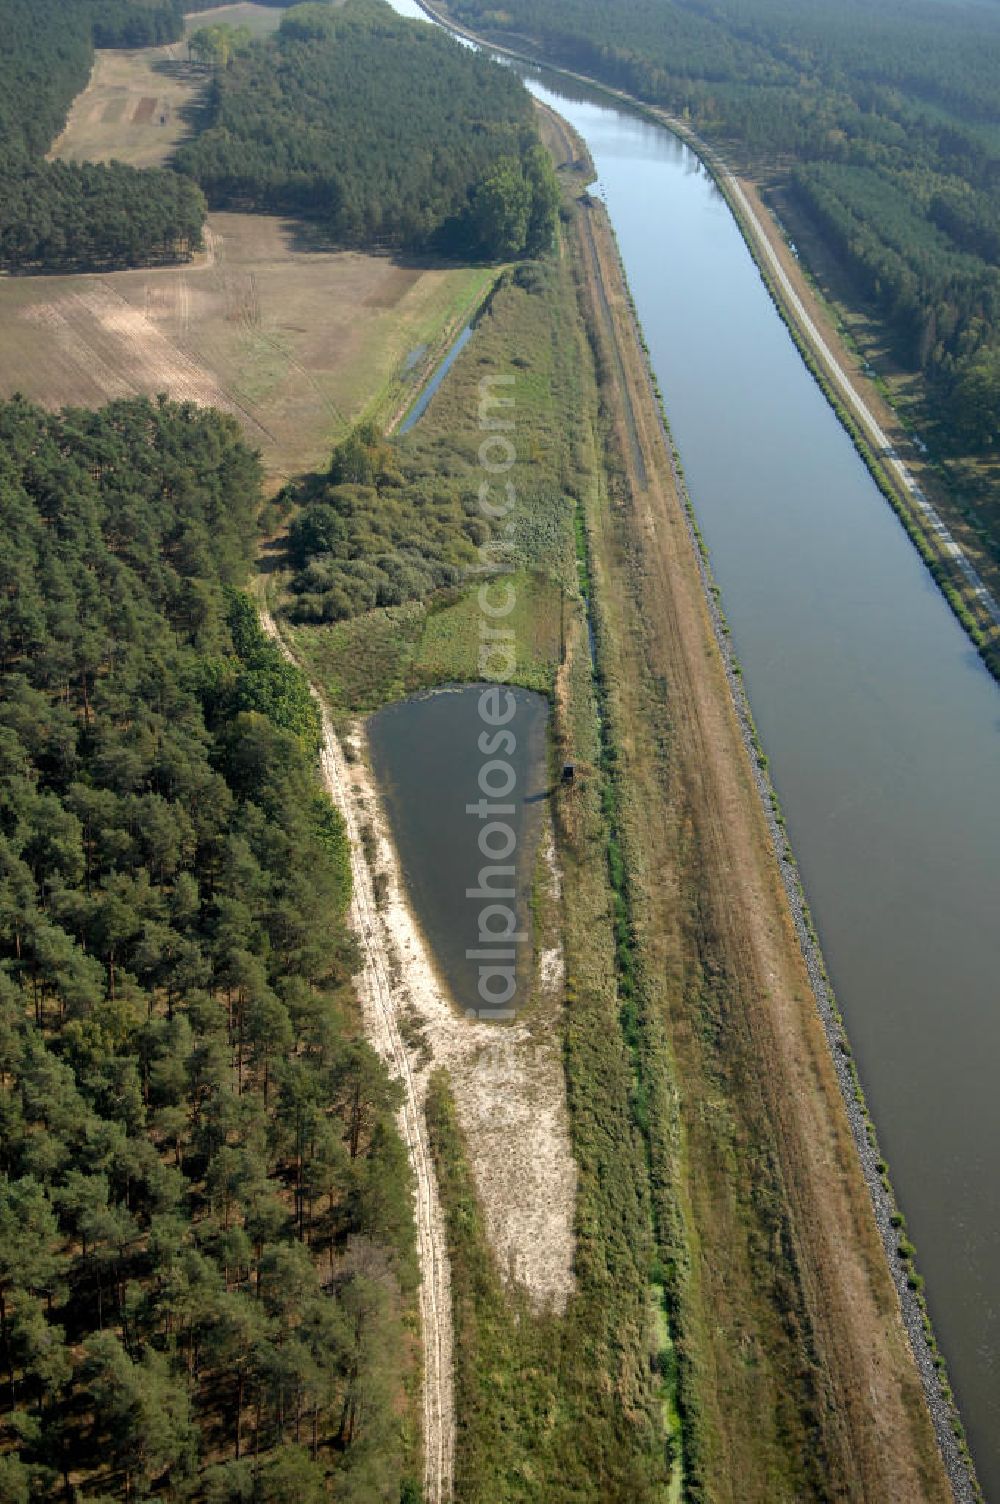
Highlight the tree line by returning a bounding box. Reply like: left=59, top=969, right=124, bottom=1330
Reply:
left=449, top=0, right=1000, bottom=453
left=175, top=0, right=560, bottom=259
left=0, top=396, right=421, bottom=1500
left=0, top=160, right=204, bottom=271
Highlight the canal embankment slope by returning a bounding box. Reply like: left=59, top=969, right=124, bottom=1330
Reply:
left=664, top=128, right=1000, bottom=661
left=553, top=120, right=969, bottom=1500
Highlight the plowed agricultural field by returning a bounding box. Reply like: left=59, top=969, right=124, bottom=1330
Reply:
left=0, top=213, right=493, bottom=487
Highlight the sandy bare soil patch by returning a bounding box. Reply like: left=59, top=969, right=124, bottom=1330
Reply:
left=258, top=604, right=454, bottom=1504
left=260, top=602, right=577, bottom=1499
left=19, top=279, right=255, bottom=422
left=347, top=728, right=577, bottom=1312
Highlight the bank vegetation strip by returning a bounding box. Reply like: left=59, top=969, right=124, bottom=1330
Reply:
left=668, top=120, right=1000, bottom=653
left=267, top=110, right=971, bottom=1495
left=20, top=5, right=975, bottom=1490
left=561, top=126, right=971, bottom=1501
left=262, top=95, right=973, bottom=1495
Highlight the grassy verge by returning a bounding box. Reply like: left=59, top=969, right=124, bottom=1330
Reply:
left=712, top=190, right=1000, bottom=674
left=565, top=174, right=963, bottom=1500
left=290, top=571, right=562, bottom=714
left=764, top=179, right=1000, bottom=597
left=375, top=265, right=502, bottom=433
left=545, top=93, right=982, bottom=1495
left=268, top=97, right=968, bottom=1500
left=271, top=86, right=965, bottom=1494
left=571, top=485, right=688, bottom=1491
left=282, top=139, right=886, bottom=1501
left=286, top=261, right=583, bottom=714
left=424, top=1070, right=566, bottom=1499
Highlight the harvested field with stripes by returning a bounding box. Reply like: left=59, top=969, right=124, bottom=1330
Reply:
left=0, top=212, right=494, bottom=487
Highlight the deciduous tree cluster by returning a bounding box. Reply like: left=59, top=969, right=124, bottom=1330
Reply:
left=284, top=266, right=565, bottom=627
left=285, top=421, right=483, bottom=623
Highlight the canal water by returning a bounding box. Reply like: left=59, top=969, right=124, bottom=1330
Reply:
left=526, top=81, right=1000, bottom=1495
left=386, top=2, right=1000, bottom=1489
left=368, top=686, right=550, bottom=1015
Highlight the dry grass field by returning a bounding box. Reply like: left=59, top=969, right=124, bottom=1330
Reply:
left=0, top=214, right=494, bottom=486
left=49, top=45, right=195, bottom=169
left=185, top=1, right=295, bottom=38
left=49, top=4, right=285, bottom=169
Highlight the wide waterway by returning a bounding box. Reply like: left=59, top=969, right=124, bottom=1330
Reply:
left=386, top=1, right=1000, bottom=1490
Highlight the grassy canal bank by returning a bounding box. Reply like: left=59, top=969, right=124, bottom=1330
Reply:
left=559, top=169, right=958, bottom=1503
left=265, top=106, right=967, bottom=1498
left=272, top=224, right=682, bottom=1500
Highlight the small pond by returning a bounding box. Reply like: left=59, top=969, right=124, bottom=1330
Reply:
left=368, top=685, right=550, bottom=1015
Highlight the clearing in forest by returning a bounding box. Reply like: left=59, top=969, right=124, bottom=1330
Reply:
left=49, top=4, right=286, bottom=169
left=16, top=15, right=497, bottom=486
left=0, top=213, right=494, bottom=487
